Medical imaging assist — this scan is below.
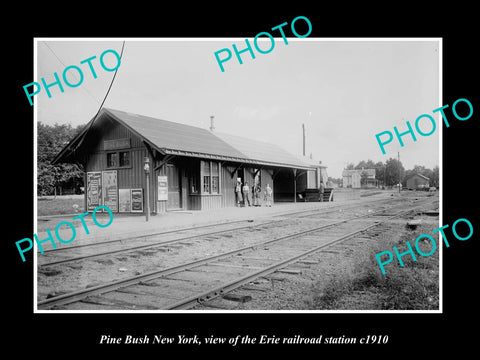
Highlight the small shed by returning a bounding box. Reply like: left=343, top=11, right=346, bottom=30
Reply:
left=405, top=173, right=430, bottom=190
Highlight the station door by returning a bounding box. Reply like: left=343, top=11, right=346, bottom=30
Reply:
left=167, top=164, right=182, bottom=210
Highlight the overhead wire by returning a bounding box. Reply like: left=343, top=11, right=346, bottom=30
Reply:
left=90, top=40, right=126, bottom=121
left=42, top=42, right=100, bottom=105
left=61, top=40, right=126, bottom=156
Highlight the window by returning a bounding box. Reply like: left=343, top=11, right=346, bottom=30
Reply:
left=211, top=162, right=219, bottom=193
left=189, top=174, right=199, bottom=194
left=119, top=151, right=130, bottom=167
left=203, top=176, right=210, bottom=193
left=106, top=151, right=131, bottom=168
left=201, top=161, right=211, bottom=194
left=200, top=160, right=222, bottom=194
left=211, top=176, right=219, bottom=193
left=107, top=152, right=118, bottom=167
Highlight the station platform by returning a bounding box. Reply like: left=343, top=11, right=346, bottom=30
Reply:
left=35, top=190, right=398, bottom=249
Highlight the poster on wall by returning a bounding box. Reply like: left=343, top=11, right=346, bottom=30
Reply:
left=131, top=188, right=143, bottom=212
left=86, top=171, right=102, bottom=212
left=102, top=170, right=118, bottom=212
left=158, top=175, right=168, bottom=201
left=118, top=189, right=131, bottom=212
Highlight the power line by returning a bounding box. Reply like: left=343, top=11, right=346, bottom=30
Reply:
left=41, top=42, right=100, bottom=105
left=73, top=41, right=126, bottom=152
left=91, top=40, right=126, bottom=119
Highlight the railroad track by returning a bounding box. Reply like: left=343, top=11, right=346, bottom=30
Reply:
left=38, top=195, right=426, bottom=268
left=37, top=195, right=437, bottom=310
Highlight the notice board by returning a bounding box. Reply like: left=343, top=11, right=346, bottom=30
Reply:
left=102, top=170, right=118, bottom=212
left=158, top=175, right=168, bottom=201
left=86, top=171, right=102, bottom=212
left=118, top=189, right=131, bottom=212
left=131, top=188, right=144, bottom=212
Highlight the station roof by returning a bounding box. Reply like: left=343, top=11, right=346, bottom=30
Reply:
left=54, top=108, right=312, bottom=170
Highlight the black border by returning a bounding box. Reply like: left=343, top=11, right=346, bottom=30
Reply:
left=7, top=5, right=478, bottom=356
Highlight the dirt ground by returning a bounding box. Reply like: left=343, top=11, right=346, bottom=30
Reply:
left=194, top=208, right=440, bottom=311
left=37, top=191, right=439, bottom=310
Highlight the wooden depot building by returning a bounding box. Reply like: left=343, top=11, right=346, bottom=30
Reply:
left=53, top=108, right=328, bottom=214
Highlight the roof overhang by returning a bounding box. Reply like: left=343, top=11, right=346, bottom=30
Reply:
left=52, top=108, right=316, bottom=171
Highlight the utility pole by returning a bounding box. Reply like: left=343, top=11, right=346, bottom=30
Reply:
left=302, top=123, right=306, bottom=156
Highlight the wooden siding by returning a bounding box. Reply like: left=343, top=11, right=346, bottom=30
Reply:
left=154, top=162, right=167, bottom=213
left=81, top=116, right=303, bottom=212
left=84, top=119, right=157, bottom=213
left=189, top=194, right=223, bottom=210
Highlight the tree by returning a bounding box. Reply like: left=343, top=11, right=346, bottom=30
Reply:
left=360, top=170, right=369, bottom=186
left=374, top=161, right=386, bottom=186
left=431, top=165, right=439, bottom=187
left=37, top=122, right=85, bottom=196
left=384, top=158, right=405, bottom=186
left=355, top=159, right=376, bottom=170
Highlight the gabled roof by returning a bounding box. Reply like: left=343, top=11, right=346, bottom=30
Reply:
left=406, top=172, right=430, bottom=181
left=106, top=108, right=247, bottom=161
left=54, top=108, right=311, bottom=170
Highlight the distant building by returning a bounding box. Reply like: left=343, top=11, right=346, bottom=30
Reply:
left=405, top=173, right=430, bottom=190
left=342, top=168, right=377, bottom=188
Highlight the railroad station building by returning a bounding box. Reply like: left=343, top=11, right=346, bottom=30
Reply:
left=53, top=108, right=328, bottom=214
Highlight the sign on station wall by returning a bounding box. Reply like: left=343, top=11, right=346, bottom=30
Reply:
left=158, top=175, right=168, bottom=201
left=118, top=189, right=131, bottom=212
left=86, top=172, right=102, bottom=212
left=131, top=188, right=144, bottom=212
left=102, top=170, right=118, bottom=212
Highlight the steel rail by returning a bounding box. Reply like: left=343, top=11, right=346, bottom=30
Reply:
left=38, top=197, right=398, bottom=267
left=39, top=219, right=250, bottom=253
left=37, top=198, right=435, bottom=310
left=40, top=195, right=393, bottom=255
left=167, top=202, right=437, bottom=310
left=38, top=220, right=282, bottom=267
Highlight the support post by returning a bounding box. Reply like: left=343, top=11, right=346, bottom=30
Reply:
left=293, top=169, right=297, bottom=203
left=144, top=155, right=151, bottom=222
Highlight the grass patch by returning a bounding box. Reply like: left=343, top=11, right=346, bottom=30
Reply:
left=309, top=222, right=439, bottom=310
left=37, top=195, right=85, bottom=216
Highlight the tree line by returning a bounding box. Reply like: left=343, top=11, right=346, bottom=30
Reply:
left=37, top=122, right=440, bottom=196
left=37, top=122, right=84, bottom=196
left=340, top=159, right=439, bottom=188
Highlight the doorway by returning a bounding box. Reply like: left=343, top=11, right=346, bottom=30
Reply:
left=166, top=164, right=182, bottom=210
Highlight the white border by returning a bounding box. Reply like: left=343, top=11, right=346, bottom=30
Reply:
left=33, top=37, right=443, bottom=314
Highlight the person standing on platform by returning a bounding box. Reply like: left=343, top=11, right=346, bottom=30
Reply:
left=253, top=183, right=261, bottom=206
left=319, top=180, right=325, bottom=202
left=243, top=181, right=252, bottom=206
left=265, top=184, right=273, bottom=207
left=235, top=179, right=243, bottom=207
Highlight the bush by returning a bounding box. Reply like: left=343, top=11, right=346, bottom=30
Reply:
left=309, top=223, right=439, bottom=310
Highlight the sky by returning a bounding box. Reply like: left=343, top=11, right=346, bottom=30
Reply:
left=35, top=38, right=440, bottom=178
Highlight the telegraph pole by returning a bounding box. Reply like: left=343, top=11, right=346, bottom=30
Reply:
left=302, top=123, right=306, bottom=156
